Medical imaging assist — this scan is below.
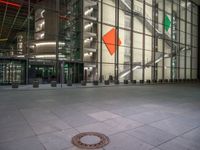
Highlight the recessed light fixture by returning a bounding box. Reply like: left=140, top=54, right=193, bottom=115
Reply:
left=84, top=8, right=94, bottom=16
left=35, top=42, right=65, bottom=47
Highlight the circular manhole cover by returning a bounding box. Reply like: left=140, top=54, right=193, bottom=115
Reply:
left=72, top=132, right=110, bottom=149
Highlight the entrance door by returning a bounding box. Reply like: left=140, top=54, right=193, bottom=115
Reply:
left=28, top=65, right=55, bottom=84
left=63, top=63, right=83, bottom=83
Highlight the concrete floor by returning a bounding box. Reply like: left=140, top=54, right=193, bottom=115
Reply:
left=0, top=83, right=200, bottom=150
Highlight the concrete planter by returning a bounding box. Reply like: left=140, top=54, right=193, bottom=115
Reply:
left=81, top=80, right=86, bottom=86
left=67, top=80, right=72, bottom=86
left=114, top=80, right=119, bottom=85
left=93, top=80, right=99, bottom=85
left=51, top=81, right=57, bottom=87
left=186, top=79, right=190, bottom=82
left=152, top=80, right=157, bottom=83
left=178, top=79, right=182, bottom=82
left=124, top=80, right=129, bottom=84
left=131, top=80, right=137, bottom=84
left=173, top=79, right=177, bottom=82
left=33, top=80, right=39, bottom=88
left=104, top=80, right=110, bottom=85
left=164, top=79, right=168, bottom=83
left=12, top=82, right=19, bottom=88
left=146, top=80, right=151, bottom=84
left=140, top=80, right=144, bottom=84
left=183, top=79, right=187, bottom=82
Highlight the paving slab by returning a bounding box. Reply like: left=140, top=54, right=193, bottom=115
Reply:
left=0, top=84, right=200, bottom=150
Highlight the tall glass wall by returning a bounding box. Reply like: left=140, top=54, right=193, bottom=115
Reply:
left=97, top=0, right=199, bottom=82
left=0, top=0, right=199, bottom=84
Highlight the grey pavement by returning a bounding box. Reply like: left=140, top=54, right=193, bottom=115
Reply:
left=0, top=83, right=200, bottom=150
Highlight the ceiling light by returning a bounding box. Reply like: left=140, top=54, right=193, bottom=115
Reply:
left=84, top=37, right=93, bottom=43
left=155, top=58, right=163, bottom=63
left=41, top=10, right=45, bottom=18
left=40, top=33, right=44, bottom=38
left=40, top=21, right=45, bottom=27
left=0, top=38, right=8, bottom=42
left=84, top=23, right=93, bottom=30
left=35, top=42, right=65, bottom=47
left=84, top=52, right=93, bottom=56
left=84, top=8, right=94, bottom=16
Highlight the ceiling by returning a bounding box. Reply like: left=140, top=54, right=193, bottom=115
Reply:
left=0, top=0, right=40, bottom=50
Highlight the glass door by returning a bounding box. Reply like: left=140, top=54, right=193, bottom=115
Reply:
left=63, top=62, right=83, bottom=83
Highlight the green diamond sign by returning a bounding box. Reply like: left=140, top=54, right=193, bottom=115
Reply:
left=164, top=15, right=171, bottom=32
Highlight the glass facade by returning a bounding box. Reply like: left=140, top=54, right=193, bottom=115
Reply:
left=0, top=58, right=26, bottom=85
left=97, top=0, right=199, bottom=82
left=0, top=0, right=199, bottom=84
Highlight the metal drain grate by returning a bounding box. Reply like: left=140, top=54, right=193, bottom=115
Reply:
left=72, top=132, right=110, bottom=149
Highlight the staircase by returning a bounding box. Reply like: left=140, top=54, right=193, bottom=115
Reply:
left=111, top=0, right=186, bottom=78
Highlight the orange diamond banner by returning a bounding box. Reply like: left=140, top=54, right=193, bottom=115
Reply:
left=102, top=28, right=122, bottom=56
